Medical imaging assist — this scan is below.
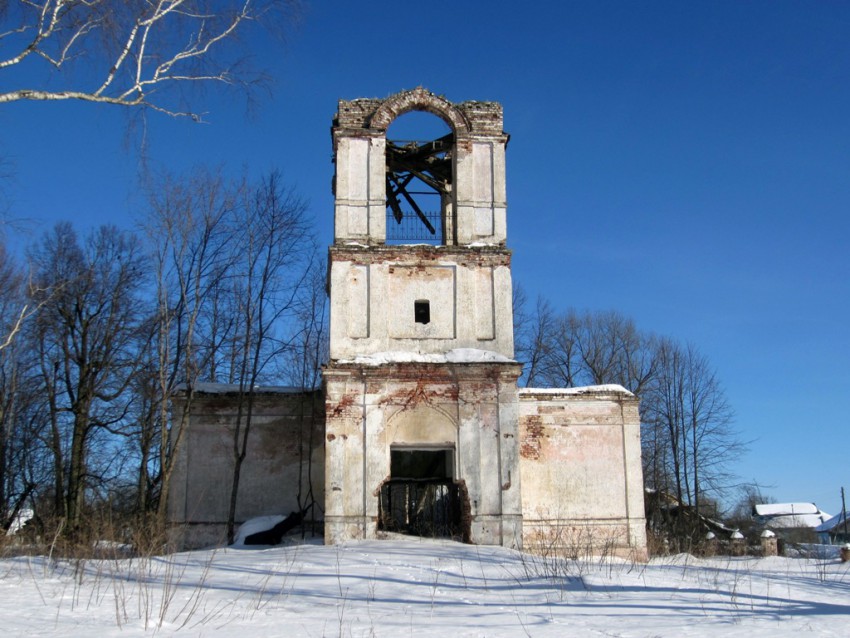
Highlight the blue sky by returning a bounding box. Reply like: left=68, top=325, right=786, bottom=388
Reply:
left=2, top=1, right=848, bottom=514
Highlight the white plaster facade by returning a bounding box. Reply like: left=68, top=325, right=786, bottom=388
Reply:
left=518, top=387, right=648, bottom=557
left=328, top=246, right=515, bottom=358
left=324, top=88, right=522, bottom=547
left=323, top=362, right=523, bottom=547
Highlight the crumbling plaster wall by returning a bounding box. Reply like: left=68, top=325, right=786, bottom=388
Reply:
left=323, top=362, right=523, bottom=548
left=518, top=387, right=648, bottom=560
left=167, top=389, right=325, bottom=549
left=328, top=245, right=514, bottom=360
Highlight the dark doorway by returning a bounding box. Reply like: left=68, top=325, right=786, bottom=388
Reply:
left=379, top=448, right=463, bottom=540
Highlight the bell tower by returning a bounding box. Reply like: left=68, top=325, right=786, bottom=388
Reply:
left=323, top=88, right=522, bottom=547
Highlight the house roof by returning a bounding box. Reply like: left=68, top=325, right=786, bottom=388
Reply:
left=815, top=511, right=850, bottom=533
left=754, top=502, right=820, bottom=516
left=754, top=503, right=831, bottom=529
left=761, top=513, right=831, bottom=529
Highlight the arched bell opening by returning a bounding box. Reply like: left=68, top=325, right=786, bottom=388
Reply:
left=384, top=110, right=455, bottom=245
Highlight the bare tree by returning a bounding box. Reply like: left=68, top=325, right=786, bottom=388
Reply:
left=570, top=310, right=656, bottom=393
left=0, top=354, right=44, bottom=532
left=513, top=287, right=555, bottom=387
left=642, top=338, right=741, bottom=532
left=521, top=305, right=656, bottom=394
left=28, top=222, right=146, bottom=532
left=224, top=171, right=313, bottom=543
left=513, top=293, right=743, bottom=541
left=0, top=250, right=26, bottom=352
left=141, top=167, right=240, bottom=526
left=0, top=245, right=34, bottom=530
left=544, top=310, right=581, bottom=388
left=0, top=169, right=318, bottom=539
left=279, top=258, right=327, bottom=532
left=727, top=483, right=773, bottom=524
left=0, top=1, right=299, bottom=120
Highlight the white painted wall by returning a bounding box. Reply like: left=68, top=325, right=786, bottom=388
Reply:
left=518, top=387, right=648, bottom=560
left=328, top=251, right=514, bottom=360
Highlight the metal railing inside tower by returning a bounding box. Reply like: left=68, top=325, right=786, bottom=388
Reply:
left=385, top=136, right=452, bottom=244
left=385, top=204, right=443, bottom=243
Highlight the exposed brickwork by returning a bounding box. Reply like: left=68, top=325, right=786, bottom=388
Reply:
left=326, top=361, right=520, bottom=384
left=378, top=378, right=460, bottom=409
left=324, top=358, right=522, bottom=547
left=520, top=415, right=545, bottom=460
left=327, top=392, right=358, bottom=418
left=370, top=87, right=471, bottom=135
left=334, top=87, right=505, bottom=139
left=334, top=98, right=383, bottom=129
left=330, top=244, right=512, bottom=267
left=517, top=389, right=647, bottom=559
left=456, top=101, right=505, bottom=136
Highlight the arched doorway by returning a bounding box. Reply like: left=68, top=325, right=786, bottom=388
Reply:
left=378, top=447, right=467, bottom=540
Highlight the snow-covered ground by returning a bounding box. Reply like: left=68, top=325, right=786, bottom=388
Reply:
left=1, top=538, right=849, bottom=636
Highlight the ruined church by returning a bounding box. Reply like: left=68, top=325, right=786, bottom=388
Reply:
left=168, top=88, right=647, bottom=559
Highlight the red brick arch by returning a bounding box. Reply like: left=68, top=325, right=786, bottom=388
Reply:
left=369, top=87, right=471, bottom=137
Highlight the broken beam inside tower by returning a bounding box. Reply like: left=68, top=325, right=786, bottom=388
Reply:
left=385, top=134, right=453, bottom=234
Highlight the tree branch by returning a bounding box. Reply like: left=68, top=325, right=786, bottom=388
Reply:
left=1, top=0, right=288, bottom=121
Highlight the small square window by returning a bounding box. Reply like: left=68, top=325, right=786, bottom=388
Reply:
left=414, top=300, right=430, bottom=324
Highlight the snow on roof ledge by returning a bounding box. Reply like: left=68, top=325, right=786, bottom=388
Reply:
left=178, top=383, right=310, bottom=394
left=336, top=349, right=516, bottom=366
left=519, top=384, right=634, bottom=398
left=754, top=503, right=820, bottom=517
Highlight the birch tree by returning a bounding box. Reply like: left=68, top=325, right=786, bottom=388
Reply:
left=0, top=243, right=29, bottom=352
left=0, top=0, right=299, bottom=121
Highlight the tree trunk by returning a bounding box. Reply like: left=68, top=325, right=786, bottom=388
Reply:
left=66, top=407, right=91, bottom=532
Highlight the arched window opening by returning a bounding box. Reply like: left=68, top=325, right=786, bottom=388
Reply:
left=385, top=111, right=454, bottom=245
